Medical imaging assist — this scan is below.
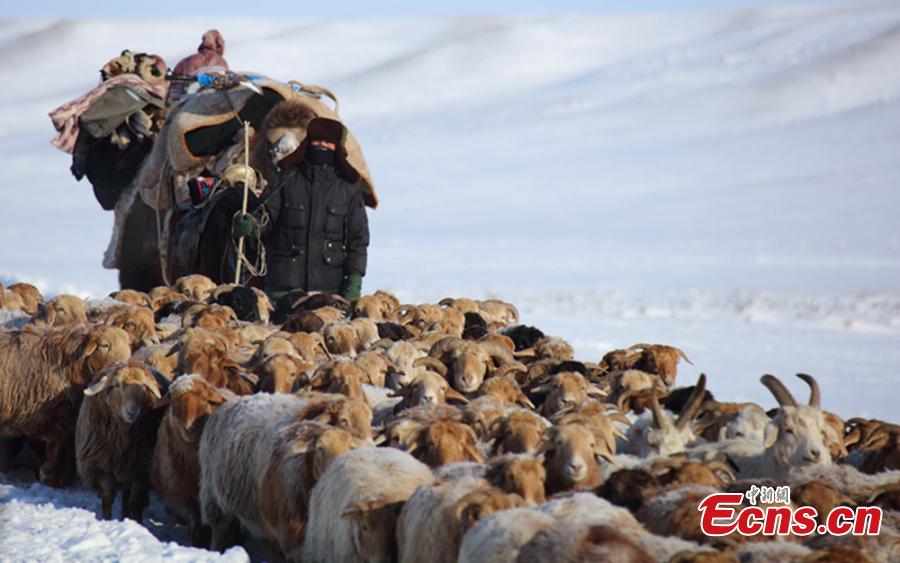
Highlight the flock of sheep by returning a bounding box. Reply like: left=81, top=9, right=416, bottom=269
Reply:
left=0, top=276, right=898, bottom=562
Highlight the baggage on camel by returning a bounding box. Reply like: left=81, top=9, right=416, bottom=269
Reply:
left=107, top=72, right=377, bottom=292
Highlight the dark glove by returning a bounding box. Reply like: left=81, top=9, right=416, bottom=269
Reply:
left=70, top=154, right=89, bottom=181
left=341, top=273, right=363, bottom=300
left=232, top=212, right=256, bottom=237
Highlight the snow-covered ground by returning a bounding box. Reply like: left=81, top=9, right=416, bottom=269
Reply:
left=1, top=3, right=899, bottom=559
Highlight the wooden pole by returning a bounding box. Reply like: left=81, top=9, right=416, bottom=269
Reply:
left=234, top=121, right=251, bottom=285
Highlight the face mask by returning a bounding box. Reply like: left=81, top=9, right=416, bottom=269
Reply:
left=306, top=145, right=336, bottom=166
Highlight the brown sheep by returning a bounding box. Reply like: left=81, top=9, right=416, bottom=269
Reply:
left=552, top=399, right=631, bottom=446
left=429, top=337, right=522, bottom=394
left=531, top=371, right=606, bottom=416
left=595, top=468, right=661, bottom=513
left=151, top=375, right=231, bottom=547
left=791, top=481, right=857, bottom=526
left=175, top=274, right=217, bottom=302
left=649, top=458, right=735, bottom=490
left=397, top=477, right=526, bottom=563
left=181, top=303, right=238, bottom=331
left=389, top=415, right=484, bottom=467
left=488, top=409, right=549, bottom=456
left=390, top=371, right=470, bottom=413
left=291, top=392, right=374, bottom=441
left=0, top=284, right=26, bottom=312
left=464, top=395, right=509, bottom=440
left=353, top=350, right=391, bottom=387
left=288, top=331, right=331, bottom=363
left=0, top=324, right=131, bottom=486
left=479, top=375, right=535, bottom=409
left=399, top=303, right=445, bottom=331
left=533, top=336, right=574, bottom=362
left=6, top=282, right=43, bottom=315
left=515, top=523, right=654, bottom=563
left=132, top=343, right=179, bottom=379
left=76, top=362, right=167, bottom=520
left=256, top=421, right=369, bottom=559
left=199, top=393, right=368, bottom=555
left=629, top=343, right=693, bottom=389
left=148, top=286, right=190, bottom=313
left=351, top=293, right=398, bottom=321
left=101, top=304, right=160, bottom=350
left=541, top=423, right=611, bottom=494
left=257, top=353, right=312, bottom=394
left=109, top=289, right=152, bottom=308
left=171, top=328, right=256, bottom=395
left=33, top=294, right=87, bottom=326
left=307, top=359, right=368, bottom=402
left=485, top=454, right=547, bottom=505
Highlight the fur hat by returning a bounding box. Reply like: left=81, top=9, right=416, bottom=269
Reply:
left=278, top=117, right=361, bottom=184
left=199, top=29, right=225, bottom=56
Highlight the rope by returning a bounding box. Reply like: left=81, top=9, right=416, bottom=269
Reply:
left=230, top=207, right=269, bottom=279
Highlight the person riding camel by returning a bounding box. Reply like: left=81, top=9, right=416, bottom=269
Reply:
left=233, top=117, right=369, bottom=300
left=167, top=29, right=229, bottom=105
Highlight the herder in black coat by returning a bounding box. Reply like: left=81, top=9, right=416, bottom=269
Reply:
left=234, top=117, right=369, bottom=300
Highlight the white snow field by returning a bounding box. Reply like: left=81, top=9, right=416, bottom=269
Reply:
left=1, top=3, right=900, bottom=559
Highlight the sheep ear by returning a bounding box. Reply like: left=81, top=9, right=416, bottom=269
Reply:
left=84, top=375, right=110, bottom=396
left=445, top=388, right=470, bottom=405
left=463, top=440, right=485, bottom=463
left=82, top=338, right=99, bottom=358
left=166, top=342, right=182, bottom=357
left=516, top=393, right=536, bottom=410
left=153, top=393, right=171, bottom=409
left=341, top=497, right=383, bottom=520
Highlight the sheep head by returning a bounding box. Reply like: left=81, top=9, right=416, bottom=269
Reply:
left=485, top=455, right=547, bottom=505
left=541, top=423, right=612, bottom=490
left=174, top=274, right=217, bottom=302
left=629, top=374, right=707, bottom=457
left=391, top=371, right=469, bottom=411
left=81, top=325, right=133, bottom=377
left=629, top=343, right=693, bottom=389
left=105, top=305, right=159, bottom=350
left=294, top=393, right=373, bottom=440
left=85, top=362, right=168, bottom=423
left=761, top=374, right=832, bottom=470
left=154, top=374, right=229, bottom=442
left=489, top=410, right=549, bottom=456
left=532, top=372, right=605, bottom=416
left=258, top=353, right=310, bottom=394
left=406, top=419, right=483, bottom=467
left=36, top=294, right=87, bottom=326
left=453, top=488, right=527, bottom=532
left=340, top=496, right=406, bottom=563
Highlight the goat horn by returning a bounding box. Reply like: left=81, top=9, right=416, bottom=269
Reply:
left=867, top=484, right=900, bottom=505
left=617, top=389, right=636, bottom=413
left=438, top=298, right=455, bottom=307
left=147, top=366, right=171, bottom=395
left=649, top=391, right=670, bottom=430
left=608, top=412, right=632, bottom=427
left=706, top=460, right=736, bottom=481
left=517, top=394, right=536, bottom=410
left=675, top=373, right=707, bottom=430
left=318, top=341, right=332, bottom=360
left=84, top=374, right=111, bottom=396
left=627, top=343, right=652, bottom=351
left=413, top=356, right=448, bottom=377
left=760, top=374, right=798, bottom=407
left=492, top=363, right=527, bottom=379
left=675, top=347, right=694, bottom=365
left=795, top=373, right=820, bottom=408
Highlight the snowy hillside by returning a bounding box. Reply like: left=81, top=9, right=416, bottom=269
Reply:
left=0, top=4, right=899, bottom=557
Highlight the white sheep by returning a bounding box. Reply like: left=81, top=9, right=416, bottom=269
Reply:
left=689, top=374, right=832, bottom=481
left=623, top=374, right=708, bottom=458
left=301, top=447, right=435, bottom=563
